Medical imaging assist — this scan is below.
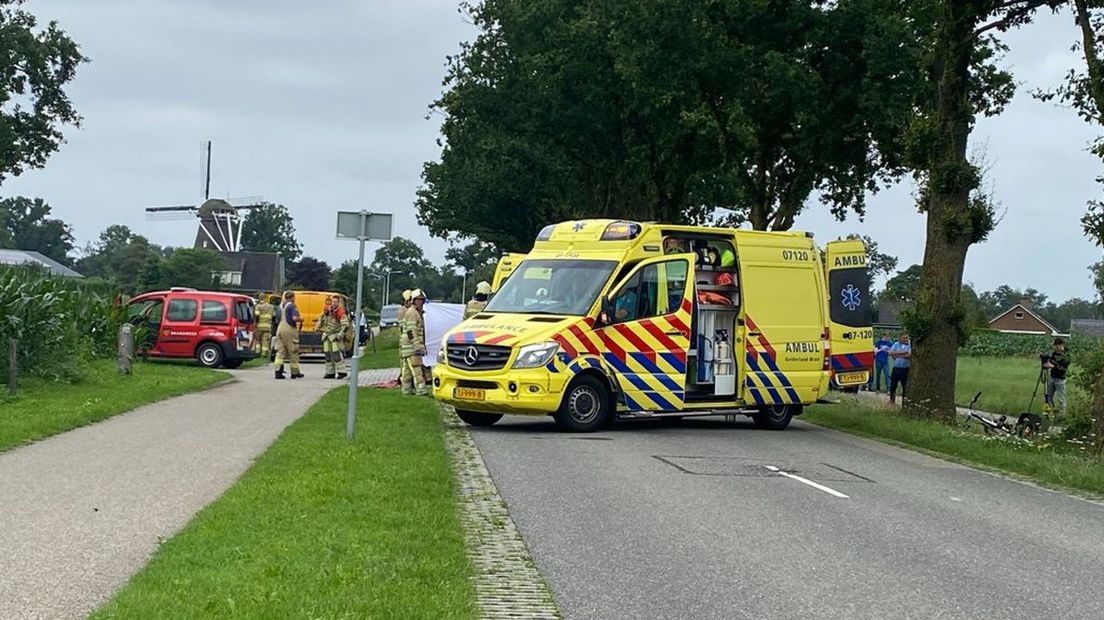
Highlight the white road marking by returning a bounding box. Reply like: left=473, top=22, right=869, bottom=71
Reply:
left=765, top=465, right=850, bottom=499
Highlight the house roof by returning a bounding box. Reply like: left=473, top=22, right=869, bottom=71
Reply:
left=1071, top=319, right=1104, bottom=338
left=988, top=303, right=1059, bottom=335
left=215, top=251, right=283, bottom=292
left=0, top=249, right=83, bottom=278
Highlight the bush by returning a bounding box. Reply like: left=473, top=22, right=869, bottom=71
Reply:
left=0, top=267, right=124, bottom=381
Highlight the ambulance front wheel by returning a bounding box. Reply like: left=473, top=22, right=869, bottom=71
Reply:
left=456, top=410, right=503, bottom=427
left=752, top=405, right=794, bottom=430
left=554, top=375, right=610, bottom=432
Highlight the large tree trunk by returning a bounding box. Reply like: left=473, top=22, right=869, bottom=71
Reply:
left=1092, top=372, right=1104, bottom=458
left=903, top=1, right=977, bottom=422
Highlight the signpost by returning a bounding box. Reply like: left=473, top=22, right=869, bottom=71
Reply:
left=337, top=210, right=393, bottom=439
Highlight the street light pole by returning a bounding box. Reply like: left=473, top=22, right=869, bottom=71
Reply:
left=462, top=271, right=467, bottom=304
left=383, top=269, right=401, bottom=306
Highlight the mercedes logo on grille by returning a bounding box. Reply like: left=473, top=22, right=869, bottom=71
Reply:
left=464, top=346, right=480, bottom=366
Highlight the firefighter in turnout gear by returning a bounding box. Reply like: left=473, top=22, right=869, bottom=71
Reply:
left=333, top=295, right=352, bottom=377
left=253, top=294, right=275, bottom=359
left=402, top=289, right=430, bottom=396
left=315, top=297, right=348, bottom=379
left=274, top=291, right=304, bottom=379
left=398, top=289, right=416, bottom=394
left=464, top=281, right=492, bottom=320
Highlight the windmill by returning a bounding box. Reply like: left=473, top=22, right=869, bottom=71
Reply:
left=144, top=141, right=266, bottom=253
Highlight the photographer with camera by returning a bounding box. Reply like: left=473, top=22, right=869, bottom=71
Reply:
left=1042, top=337, right=1071, bottom=417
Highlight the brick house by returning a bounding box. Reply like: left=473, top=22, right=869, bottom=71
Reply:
left=987, top=302, right=1060, bottom=336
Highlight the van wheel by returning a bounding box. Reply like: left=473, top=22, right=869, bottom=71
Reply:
left=222, top=359, right=243, bottom=369
left=553, top=376, right=609, bottom=432
left=456, top=410, right=503, bottom=427
left=752, top=405, right=793, bottom=430
left=196, top=343, right=223, bottom=368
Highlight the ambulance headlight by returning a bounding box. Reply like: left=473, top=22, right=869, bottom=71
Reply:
left=437, top=336, right=448, bottom=365
left=512, top=341, right=559, bottom=369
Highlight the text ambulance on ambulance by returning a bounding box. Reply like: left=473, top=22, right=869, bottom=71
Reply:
left=432, top=220, right=872, bottom=432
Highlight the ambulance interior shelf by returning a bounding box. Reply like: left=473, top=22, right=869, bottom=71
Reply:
left=660, top=235, right=740, bottom=397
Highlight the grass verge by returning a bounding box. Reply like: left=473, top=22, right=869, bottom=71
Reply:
left=805, top=403, right=1104, bottom=499
left=360, top=328, right=402, bottom=369
left=93, top=388, right=475, bottom=619
left=0, top=359, right=227, bottom=453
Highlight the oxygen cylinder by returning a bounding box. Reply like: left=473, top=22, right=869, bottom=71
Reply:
left=714, top=329, right=735, bottom=396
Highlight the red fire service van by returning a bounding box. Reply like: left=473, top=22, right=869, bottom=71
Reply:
left=127, top=288, right=257, bottom=368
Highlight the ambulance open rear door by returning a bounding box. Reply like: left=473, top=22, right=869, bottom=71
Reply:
left=824, top=239, right=874, bottom=388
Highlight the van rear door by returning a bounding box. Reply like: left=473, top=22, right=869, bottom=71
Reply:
left=737, top=238, right=825, bottom=405
left=824, top=238, right=873, bottom=387
left=597, top=254, right=694, bottom=412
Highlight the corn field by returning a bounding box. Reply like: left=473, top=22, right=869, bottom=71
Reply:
left=0, top=267, right=124, bottom=381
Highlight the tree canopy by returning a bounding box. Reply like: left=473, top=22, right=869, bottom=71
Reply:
left=240, top=203, right=302, bottom=262
left=418, top=0, right=918, bottom=251
left=0, top=196, right=74, bottom=264
left=156, top=248, right=225, bottom=291
left=287, top=256, right=332, bottom=291
left=0, top=1, right=87, bottom=183
left=75, top=224, right=163, bottom=292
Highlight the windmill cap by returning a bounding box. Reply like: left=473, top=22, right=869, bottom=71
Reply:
left=475, top=281, right=492, bottom=295
left=402, top=289, right=413, bottom=301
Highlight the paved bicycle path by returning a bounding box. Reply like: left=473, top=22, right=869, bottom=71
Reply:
left=0, top=366, right=396, bottom=620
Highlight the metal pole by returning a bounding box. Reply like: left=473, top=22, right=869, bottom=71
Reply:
left=204, top=140, right=212, bottom=200
left=462, top=272, right=467, bottom=304
left=8, top=338, right=16, bottom=397
left=346, top=212, right=368, bottom=440
left=384, top=272, right=391, bottom=307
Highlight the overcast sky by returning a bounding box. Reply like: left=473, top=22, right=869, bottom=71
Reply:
left=5, top=1, right=1102, bottom=302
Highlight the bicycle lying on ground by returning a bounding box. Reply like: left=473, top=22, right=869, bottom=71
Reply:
left=960, top=392, right=1043, bottom=438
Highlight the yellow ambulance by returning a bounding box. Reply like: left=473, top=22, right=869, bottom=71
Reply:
left=491, top=253, right=527, bottom=292
left=433, top=219, right=871, bottom=431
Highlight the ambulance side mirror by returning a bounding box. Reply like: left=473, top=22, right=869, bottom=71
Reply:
left=597, top=297, right=614, bottom=327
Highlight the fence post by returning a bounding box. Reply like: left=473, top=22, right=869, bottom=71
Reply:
left=7, top=338, right=16, bottom=396
left=117, top=324, right=134, bottom=376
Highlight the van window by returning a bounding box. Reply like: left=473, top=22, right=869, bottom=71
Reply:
left=486, top=259, right=617, bottom=316
left=201, top=300, right=229, bottom=323
left=827, top=267, right=871, bottom=328
left=166, top=299, right=198, bottom=322
left=235, top=300, right=254, bottom=324
left=611, top=258, right=688, bottom=322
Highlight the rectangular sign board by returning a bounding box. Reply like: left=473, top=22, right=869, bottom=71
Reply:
left=336, top=211, right=393, bottom=241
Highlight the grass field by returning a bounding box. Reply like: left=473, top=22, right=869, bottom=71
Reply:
left=954, top=356, right=1088, bottom=416
left=0, top=360, right=227, bottom=453
left=93, top=388, right=475, bottom=620
left=805, top=403, right=1104, bottom=498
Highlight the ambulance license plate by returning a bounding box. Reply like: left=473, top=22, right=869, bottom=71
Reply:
left=838, top=371, right=868, bottom=385
left=454, top=388, right=486, bottom=401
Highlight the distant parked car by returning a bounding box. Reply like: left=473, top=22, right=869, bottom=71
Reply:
left=379, top=304, right=402, bottom=328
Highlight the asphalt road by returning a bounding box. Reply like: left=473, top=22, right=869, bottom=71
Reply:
left=470, top=414, right=1104, bottom=620
left=0, top=366, right=340, bottom=620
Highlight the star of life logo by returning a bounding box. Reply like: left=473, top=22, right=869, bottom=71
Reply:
left=841, top=284, right=861, bottom=311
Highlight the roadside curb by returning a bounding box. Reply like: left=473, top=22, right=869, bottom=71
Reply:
left=440, top=405, right=560, bottom=619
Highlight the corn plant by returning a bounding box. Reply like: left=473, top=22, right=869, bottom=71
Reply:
left=0, top=267, right=122, bottom=380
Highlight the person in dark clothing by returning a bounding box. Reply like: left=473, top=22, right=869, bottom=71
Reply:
left=1043, top=337, right=1071, bottom=417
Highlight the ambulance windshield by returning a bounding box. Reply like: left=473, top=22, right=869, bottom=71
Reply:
left=485, top=259, right=618, bottom=316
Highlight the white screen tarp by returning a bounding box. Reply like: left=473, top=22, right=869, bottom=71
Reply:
left=423, top=302, right=465, bottom=367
